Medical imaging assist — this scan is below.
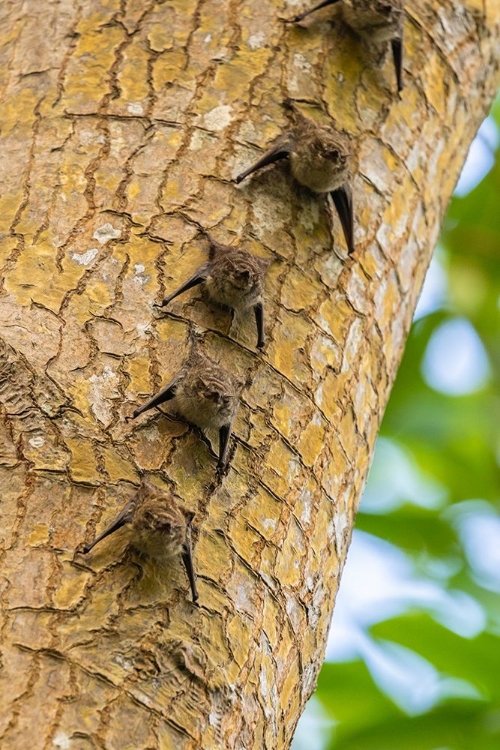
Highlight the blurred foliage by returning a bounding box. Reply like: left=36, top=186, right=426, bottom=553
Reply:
left=293, top=93, right=500, bottom=750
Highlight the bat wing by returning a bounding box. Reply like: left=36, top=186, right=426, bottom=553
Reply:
left=254, top=302, right=265, bottom=350
left=83, top=501, right=135, bottom=554
left=235, top=134, right=295, bottom=184
left=391, top=36, right=403, bottom=93
left=181, top=520, right=198, bottom=603
left=131, top=370, right=183, bottom=419
left=330, top=184, right=355, bottom=256
left=291, top=0, right=341, bottom=23
left=161, top=264, right=210, bottom=306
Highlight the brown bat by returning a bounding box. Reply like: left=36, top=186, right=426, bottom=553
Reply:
left=130, top=348, right=241, bottom=471
left=160, top=237, right=271, bottom=350
left=235, top=108, right=354, bottom=255
left=82, top=482, right=198, bottom=603
left=290, top=0, right=404, bottom=92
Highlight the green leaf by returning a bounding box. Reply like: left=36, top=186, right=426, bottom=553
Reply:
left=371, top=614, right=500, bottom=702
left=315, top=660, right=401, bottom=731
left=357, top=505, right=459, bottom=558
left=329, top=700, right=499, bottom=750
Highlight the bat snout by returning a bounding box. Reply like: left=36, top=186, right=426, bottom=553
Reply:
left=205, top=389, right=222, bottom=404
left=323, top=149, right=340, bottom=161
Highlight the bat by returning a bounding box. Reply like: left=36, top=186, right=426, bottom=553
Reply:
left=290, top=0, right=404, bottom=92
left=236, top=107, right=354, bottom=255
left=130, top=348, right=241, bottom=471
left=82, top=482, right=199, bottom=603
left=161, top=236, right=271, bottom=350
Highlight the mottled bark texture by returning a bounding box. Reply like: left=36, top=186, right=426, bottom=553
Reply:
left=0, top=1, right=498, bottom=748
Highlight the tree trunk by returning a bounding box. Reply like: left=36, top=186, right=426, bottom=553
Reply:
left=0, top=0, right=498, bottom=748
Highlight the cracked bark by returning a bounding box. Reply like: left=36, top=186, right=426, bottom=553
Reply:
left=0, top=1, right=499, bottom=748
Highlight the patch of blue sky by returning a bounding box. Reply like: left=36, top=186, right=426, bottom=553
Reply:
left=454, top=116, right=499, bottom=197
left=361, top=437, right=448, bottom=513
left=445, top=500, right=500, bottom=593
left=422, top=318, right=491, bottom=395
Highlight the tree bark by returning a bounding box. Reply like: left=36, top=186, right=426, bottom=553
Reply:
left=0, top=0, right=498, bottom=748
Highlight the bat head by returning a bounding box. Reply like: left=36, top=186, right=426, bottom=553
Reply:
left=211, top=245, right=266, bottom=290
left=183, top=349, right=241, bottom=426
left=224, top=251, right=265, bottom=293
left=319, top=133, right=349, bottom=169
left=135, top=494, right=185, bottom=535
left=291, top=122, right=351, bottom=193
left=193, top=377, right=232, bottom=408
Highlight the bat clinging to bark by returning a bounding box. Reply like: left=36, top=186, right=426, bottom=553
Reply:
left=160, top=237, right=271, bottom=350
left=290, top=0, right=404, bottom=93
left=130, top=348, right=241, bottom=471
left=82, top=482, right=198, bottom=603
left=235, top=109, right=354, bottom=255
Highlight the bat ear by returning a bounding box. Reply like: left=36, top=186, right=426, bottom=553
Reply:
left=196, top=228, right=218, bottom=260
left=188, top=335, right=206, bottom=362
left=207, top=239, right=218, bottom=261
left=240, top=373, right=253, bottom=390
left=139, top=478, right=157, bottom=495
left=205, top=235, right=228, bottom=261
left=282, top=97, right=309, bottom=128
left=259, top=256, right=272, bottom=272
